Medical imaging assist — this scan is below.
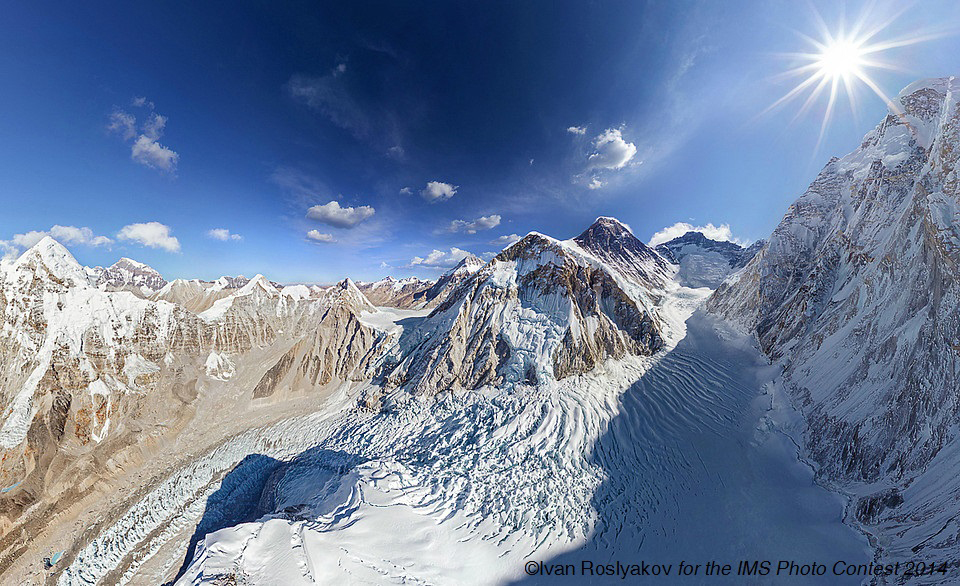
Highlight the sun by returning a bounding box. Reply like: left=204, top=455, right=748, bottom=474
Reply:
left=765, top=3, right=946, bottom=149
left=816, top=39, right=866, bottom=81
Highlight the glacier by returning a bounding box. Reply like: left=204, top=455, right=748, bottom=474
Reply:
left=52, top=289, right=870, bottom=585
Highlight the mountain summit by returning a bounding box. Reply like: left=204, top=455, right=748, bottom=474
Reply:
left=655, top=231, right=762, bottom=288
left=574, top=217, right=672, bottom=290
left=93, top=257, right=168, bottom=294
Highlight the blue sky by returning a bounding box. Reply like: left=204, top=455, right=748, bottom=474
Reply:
left=2, top=0, right=959, bottom=283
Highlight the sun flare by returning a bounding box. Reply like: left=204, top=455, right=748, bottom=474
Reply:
left=767, top=4, right=946, bottom=148
left=816, top=39, right=866, bottom=80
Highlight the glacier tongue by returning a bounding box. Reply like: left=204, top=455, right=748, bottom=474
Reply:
left=48, top=283, right=870, bottom=585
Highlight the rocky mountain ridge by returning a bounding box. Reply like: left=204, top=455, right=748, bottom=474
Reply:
left=708, top=76, right=960, bottom=572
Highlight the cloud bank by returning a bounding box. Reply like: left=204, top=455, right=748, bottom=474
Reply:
left=410, top=247, right=472, bottom=268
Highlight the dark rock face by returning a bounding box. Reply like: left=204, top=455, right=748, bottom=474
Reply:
left=575, top=217, right=672, bottom=290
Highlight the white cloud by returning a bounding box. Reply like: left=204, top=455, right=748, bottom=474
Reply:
left=207, top=228, right=242, bottom=241
left=421, top=181, right=457, bottom=203
left=11, top=225, right=112, bottom=249
left=49, top=225, right=113, bottom=247
left=141, top=113, right=166, bottom=140
left=335, top=63, right=347, bottom=75
left=448, top=214, right=501, bottom=234
left=131, top=135, right=179, bottom=171
left=409, top=247, right=472, bottom=268
left=490, top=233, right=521, bottom=247
left=647, top=222, right=745, bottom=247
left=399, top=186, right=412, bottom=195
left=0, top=240, right=17, bottom=260
left=587, top=177, right=605, bottom=190
left=306, top=230, right=335, bottom=243
left=587, top=128, right=637, bottom=170
left=306, top=201, right=376, bottom=228
left=108, top=110, right=136, bottom=141
left=12, top=230, right=48, bottom=249
left=117, top=222, right=181, bottom=252
left=108, top=101, right=179, bottom=173
left=132, top=96, right=154, bottom=109
left=567, top=126, right=587, bottom=135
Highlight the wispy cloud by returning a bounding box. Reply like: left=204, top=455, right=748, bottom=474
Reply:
left=288, top=73, right=372, bottom=139
left=107, top=99, right=179, bottom=173
left=117, top=222, right=181, bottom=252
left=207, top=228, right=243, bottom=241
left=447, top=214, right=501, bottom=234
left=567, top=125, right=587, bottom=135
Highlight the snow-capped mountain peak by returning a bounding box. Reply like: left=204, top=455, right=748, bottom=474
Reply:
left=654, top=231, right=763, bottom=288
left=707, top=75, right=960, bottom=571
left=572, top=216, right=672, bottom=290
left=237, top=274, right=279, bottom=297
left=446, top=253, right=484, bottom=277
left=12, top=236, right=89, bottom=287
left=326, top=278, right=377, bottom=313
left=91, top=255, right=168, bottom=294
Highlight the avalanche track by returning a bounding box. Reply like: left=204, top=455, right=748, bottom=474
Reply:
left=56, top=311, right=871, bottom=585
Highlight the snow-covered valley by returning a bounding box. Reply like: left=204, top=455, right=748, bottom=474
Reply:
left=48, top=293, right=870, bottom=585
